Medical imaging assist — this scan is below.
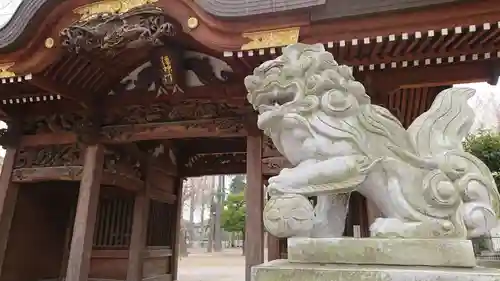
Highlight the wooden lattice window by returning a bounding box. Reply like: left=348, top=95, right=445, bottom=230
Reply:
left=147, top=200, right=175, bottom=247
left=93, top=195, right=134, bottom=249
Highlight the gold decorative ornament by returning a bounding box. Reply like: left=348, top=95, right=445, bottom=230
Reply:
left=45, top=37, right=55, bottom=49
left=187, top=17, right=199, bottom=29
left=0, top=63, right=16, bottom=78
left=73, top=0, right=159, bottom=20
left=241, top=27, right=300, bottom=51
left=161, top=55, right=174, bottom=84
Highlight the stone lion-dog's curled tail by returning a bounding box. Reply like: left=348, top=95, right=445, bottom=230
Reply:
left=406, top=87, right=500, bottom=237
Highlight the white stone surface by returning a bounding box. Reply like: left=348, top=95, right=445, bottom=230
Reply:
left=252, top=260, right=500, bottom=281
left=490, top=220, right=500, bottom=251
left=287, top=237, right=476, bottom=267
left=263, top=194, right=315, bottom=238
left=245, top=43, right=500, bottom=239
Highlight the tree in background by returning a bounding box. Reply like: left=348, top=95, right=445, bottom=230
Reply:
left=221, top=192, right=246, bottom=254
left=463, top=130, right=500, bottom=253
left=182, top=176, right=215, bottom=252
left=229, top=175, right=246, bottom=194
left=463, top=130, right=500, bottom=186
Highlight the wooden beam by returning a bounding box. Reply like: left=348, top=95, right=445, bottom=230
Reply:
left=99, top=117, right=246, bottom=143
left=11, top=167, right=143, bottom=192
left=181, top=137, right=247, bottom=155
left=65, top=144, right=104, bottom=281
left=20, top=131, right=76, bottom=147
left=245, top=133, right=264, bottom=281
left=20, top=117, right=247, bottom=146
left=127, top=191, right=150, bottom=281
left=181, top=162, right=245, bottom=177
left=107, top=83, right=247, bottom=107
left=0, top=148, right=19, bottom=276
left=180, top=155, right=290, bottom=177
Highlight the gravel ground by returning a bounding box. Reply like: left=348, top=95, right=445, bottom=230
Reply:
left=178, top=248, right=257, bottom=281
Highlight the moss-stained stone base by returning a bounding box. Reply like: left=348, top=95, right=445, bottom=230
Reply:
left=252, top=260, right=500, bottom=281
left=288, top=237, right=476, bottom=267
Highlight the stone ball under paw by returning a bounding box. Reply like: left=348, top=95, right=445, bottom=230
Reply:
left=264, top=194, right=314, bottom=238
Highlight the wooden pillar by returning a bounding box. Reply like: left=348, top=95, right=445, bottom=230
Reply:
left=346, top=192, right=370, bottom=238
left=0, top=148, right=19, bottom=276
left=126, top=191, right=150, bottom=281
left=245, top=132, right=264, bottom=281
left=170, top=177, right=183, bottom=281
left=358, top=195, right=369, bottom=237
left=65, top=144, right=104, bottom=281
left=267, top=234, right=280, bottom=261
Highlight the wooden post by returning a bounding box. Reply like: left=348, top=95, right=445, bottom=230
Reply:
left=126, top=191, right=150, bottom=281
left=267, top=234, right=281, bottom=261
left=358, top=195, right=369, bottom=237
left=0, top=148, right=19, bottom=276
left=170, top=177, right=183, bottom=281
left=65, top=144, right=104, bottom=281
left=245, top=133, right=264, bottom=281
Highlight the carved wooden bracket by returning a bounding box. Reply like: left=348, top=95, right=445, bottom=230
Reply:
left=262, top=156, right=292, bottom=175
left=60, top=6, right=175, bottom=54
left=74, top=113, right=101, bottom=145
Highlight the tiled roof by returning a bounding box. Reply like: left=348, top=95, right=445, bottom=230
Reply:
left=195, top=0, right=325, bottom=17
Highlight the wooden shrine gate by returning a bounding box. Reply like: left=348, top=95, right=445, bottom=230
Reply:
left=1, top=0, right=500, bottom=281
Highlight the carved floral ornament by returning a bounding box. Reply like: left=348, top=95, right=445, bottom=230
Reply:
left=61, top=5, right=175, bottom=54
left=13, top=144, right=142, bottom=181
left=21, top=102, right=241, bottom=134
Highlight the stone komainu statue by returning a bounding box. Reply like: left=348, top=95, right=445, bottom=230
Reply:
left=245, top=43, right=500, bottom=239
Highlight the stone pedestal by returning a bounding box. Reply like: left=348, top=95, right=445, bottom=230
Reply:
left=287, top=237, right=476, bottom=267
left=251, top=238, right=500, bottom=281
left=252, top=260, right=500, bottom=281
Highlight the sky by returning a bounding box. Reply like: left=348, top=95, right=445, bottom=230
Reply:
left=182, top=175, right=236, bottom=223
left=0, top=0, right=22, bottom=29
